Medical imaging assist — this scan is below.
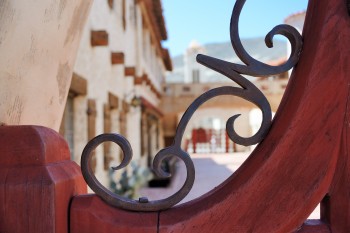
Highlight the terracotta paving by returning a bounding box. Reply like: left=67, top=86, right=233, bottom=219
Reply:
left=139, top=152, right=320, bottom=219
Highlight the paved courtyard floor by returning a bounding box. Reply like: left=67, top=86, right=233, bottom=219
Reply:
left=139, top=152, right=320, bottom=219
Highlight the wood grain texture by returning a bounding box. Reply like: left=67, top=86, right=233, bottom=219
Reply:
left=157, top=0, right=350, bottom=232
left=321, top=78, right=350, bottom=231
left=70, top=195, right=158, bottom=233
left=0, top=126, right=87, bottom=233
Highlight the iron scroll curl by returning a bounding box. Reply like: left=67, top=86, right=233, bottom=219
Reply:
left=80, top=0, right=303, bottom=212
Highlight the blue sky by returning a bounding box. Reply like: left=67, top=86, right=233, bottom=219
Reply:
left=162, top=0, right=308, bottom=57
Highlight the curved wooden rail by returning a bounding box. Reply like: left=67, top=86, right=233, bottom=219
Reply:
left=71, top=0, right=350, bottom=232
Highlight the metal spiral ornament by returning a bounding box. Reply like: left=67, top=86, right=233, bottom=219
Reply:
left=81, top=0, right=303, bottom=212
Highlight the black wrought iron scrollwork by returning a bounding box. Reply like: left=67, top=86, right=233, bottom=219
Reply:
left=81, top=134, right=195, bottom=211
left=81, top=0, right=303, bottom=212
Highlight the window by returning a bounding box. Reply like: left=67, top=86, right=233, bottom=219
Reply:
left=60, top=93, right=75, bottom=160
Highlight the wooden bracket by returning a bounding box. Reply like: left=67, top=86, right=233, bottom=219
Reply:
left=91, top=30, right=109, bottom=46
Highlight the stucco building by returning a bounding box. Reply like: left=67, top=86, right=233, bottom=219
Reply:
left=59, top=0, right=172, bottom=187
left=163, top=42, right=289, bottom=153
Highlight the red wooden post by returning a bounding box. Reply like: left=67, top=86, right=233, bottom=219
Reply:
left=0, top=126, right=86, bottom=233
left=320, top=106, right=350, bottom=232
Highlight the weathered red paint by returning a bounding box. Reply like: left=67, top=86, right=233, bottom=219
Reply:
left=0, top=126, right=86, bottom=233
left=320, top=101, right=350, bottom=231
left=70, top=195, right=158, bottom=233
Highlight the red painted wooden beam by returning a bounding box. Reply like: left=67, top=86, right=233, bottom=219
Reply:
left=157, top=0, right=350, bottom=232
left=0, top=126, right=86, bottom=233
left=321, top=90, right=350, bottom=231
left=70, top=195, right=158, bottom=233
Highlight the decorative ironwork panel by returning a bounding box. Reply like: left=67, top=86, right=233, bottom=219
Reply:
left=81, top=0, right=303, bottom=212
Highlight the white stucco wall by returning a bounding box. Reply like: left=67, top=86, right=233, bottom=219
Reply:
left=0, top=0, right=93, bottom=130
left=67, top=0, right=168, bottom=186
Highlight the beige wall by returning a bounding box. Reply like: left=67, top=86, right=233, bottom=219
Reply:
left=0, top=0, right=92, bottom=130
left=62, top=0, right=168, bottom=186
